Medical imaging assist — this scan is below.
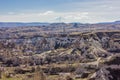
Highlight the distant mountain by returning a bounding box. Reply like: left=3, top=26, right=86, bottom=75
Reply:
left=0, top=20, right=120, bottom=28
left=114, top=20, right=120, bottom=24
left=97, top=20, right=120, bottom=24
left=0, top=22, right=49, bottom=27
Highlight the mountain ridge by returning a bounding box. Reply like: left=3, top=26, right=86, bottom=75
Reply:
left=0, top=20, right=120, bottom=27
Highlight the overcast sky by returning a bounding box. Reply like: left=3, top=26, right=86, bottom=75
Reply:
left=0, top=0, right=120, bottom=23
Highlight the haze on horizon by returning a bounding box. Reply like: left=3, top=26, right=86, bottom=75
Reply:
left=0, top=0, right=120, bottom=23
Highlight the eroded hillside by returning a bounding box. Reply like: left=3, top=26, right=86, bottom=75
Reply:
left=0, top=29, right=119, bottom=80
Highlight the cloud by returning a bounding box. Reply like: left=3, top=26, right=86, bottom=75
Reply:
left=64, top=12, right=89, bottom=21
left=38, top=11, right=54, bottom=16
left=0, top=11, right=90, bottom=23
left=63, top=0, right=120, bottom=13
left=0, top=9, right=119, bottom=23
left=43, top=11, right=54, bottom=15
left=8, top=12, right=15, bottom=15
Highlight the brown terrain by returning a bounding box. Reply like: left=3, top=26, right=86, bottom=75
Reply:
left=0, top=23, right=119, bottom=80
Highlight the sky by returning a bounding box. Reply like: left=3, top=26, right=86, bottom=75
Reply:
left=0, top=0, right=120, bottom=23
